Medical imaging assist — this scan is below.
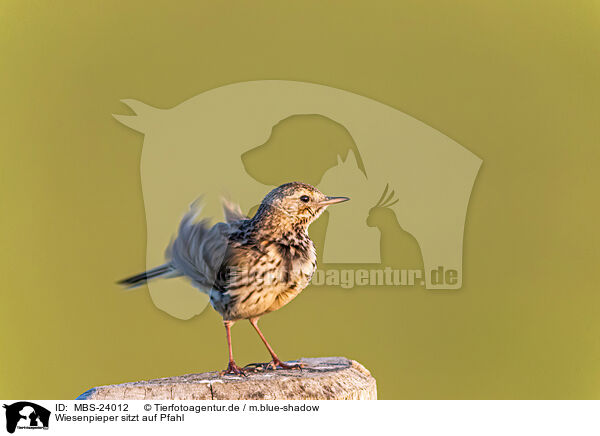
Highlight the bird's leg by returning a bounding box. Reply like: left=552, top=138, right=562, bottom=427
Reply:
left=220, top=320, right=246, bottom=376
left=246, top=317, right=303, bottom=370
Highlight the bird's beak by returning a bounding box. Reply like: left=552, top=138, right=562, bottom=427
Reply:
left=319, top=196, right=350, bottom=206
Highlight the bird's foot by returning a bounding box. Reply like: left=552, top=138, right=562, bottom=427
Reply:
left=244, top=359, right=304, bottom=371
left=272, top=358, right=304, bottom=370
left=220, top=360, right=247, bottom=376
left=243, top=362, right=271, bottom=372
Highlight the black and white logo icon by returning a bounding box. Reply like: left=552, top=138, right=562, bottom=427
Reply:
left=3, top=402, right=50, bottom=434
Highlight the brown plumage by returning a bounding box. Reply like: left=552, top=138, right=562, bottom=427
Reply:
left=119, top=182, right=349, bottom=374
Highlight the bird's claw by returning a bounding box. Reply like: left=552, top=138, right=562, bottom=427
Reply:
left=220, top=361, right=247, bottom=376
left=243, top=362, right=267, bottom=371
left=273, top=359, right=304, bottom=370
left=244, top=359, right=304, bottom=371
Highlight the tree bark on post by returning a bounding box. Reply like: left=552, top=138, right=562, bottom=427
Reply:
left=77, top=357, right=377, bottom=400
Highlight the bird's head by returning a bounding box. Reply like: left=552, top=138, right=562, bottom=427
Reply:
left=255, top=182, right=349, bottom=229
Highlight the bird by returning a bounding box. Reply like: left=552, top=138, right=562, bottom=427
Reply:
left=118, top=182, right=349, bottom=375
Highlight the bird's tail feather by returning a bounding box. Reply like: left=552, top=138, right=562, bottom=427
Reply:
left=117, top=263, right=178, bottom=289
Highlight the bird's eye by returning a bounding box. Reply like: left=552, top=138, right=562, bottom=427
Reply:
left=300, top=195, right=310, bottom=203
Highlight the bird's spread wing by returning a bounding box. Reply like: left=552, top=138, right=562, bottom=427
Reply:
left=222, top=198, right=247, bottom=223
left=167, top=201, right=234, bottom=291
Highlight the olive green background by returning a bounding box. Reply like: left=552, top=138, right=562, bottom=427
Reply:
left=1, top=1, right=599, bottom=399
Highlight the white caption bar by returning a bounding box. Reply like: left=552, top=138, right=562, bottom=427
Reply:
left=0, top=400, right=597, bottom=436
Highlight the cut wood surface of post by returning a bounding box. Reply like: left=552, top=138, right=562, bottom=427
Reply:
left=77, top=357, right=377, bottom=400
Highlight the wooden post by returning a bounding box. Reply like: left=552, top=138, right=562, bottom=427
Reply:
left=77, top=357, right=377, bottom=400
